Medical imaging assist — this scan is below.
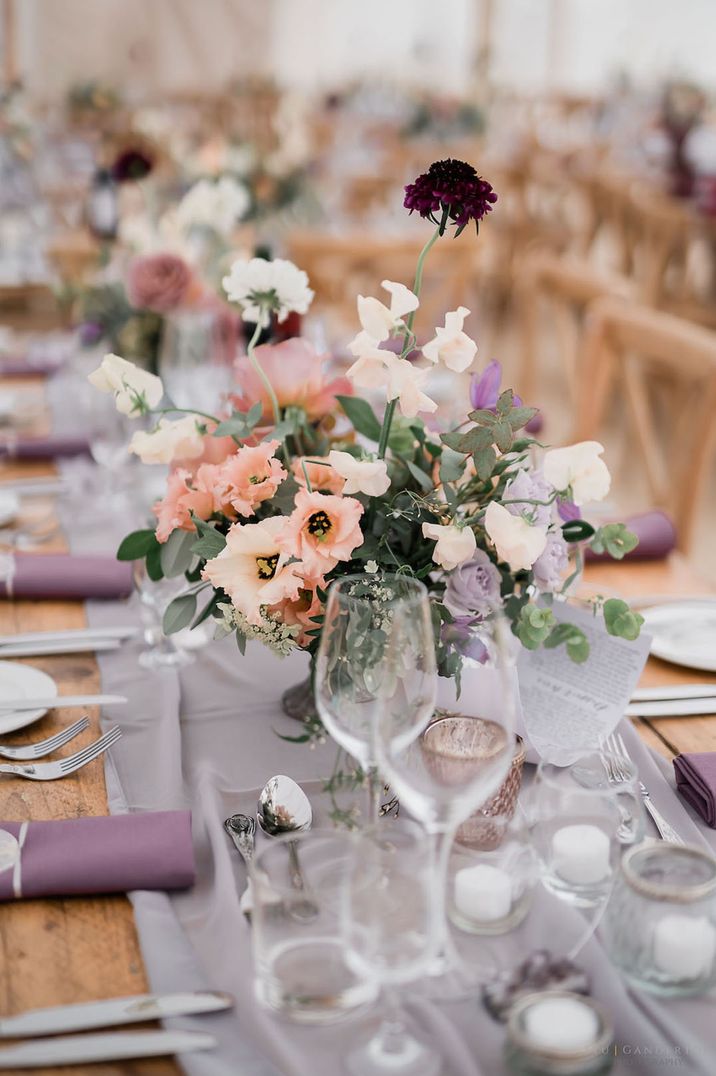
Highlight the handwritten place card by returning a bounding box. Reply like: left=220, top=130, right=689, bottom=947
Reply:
left=517, top=601, right=651, bottom=765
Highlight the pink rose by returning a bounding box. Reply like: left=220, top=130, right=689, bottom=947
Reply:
left=126, top=253, right=195, bottom=314
left=232, top=337, right=353, bottom=423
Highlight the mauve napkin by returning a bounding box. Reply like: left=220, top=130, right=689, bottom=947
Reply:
left=585, top=509, right=677, bottom=562
left=0, top=355, right=63, bottom=378
left=0, top=553, right=133, bottom=600
left=0, top=812, right=195, bottom=900
left=0, top=434, right=91, bottom=460
left=673, top=753, right=716, bottom=827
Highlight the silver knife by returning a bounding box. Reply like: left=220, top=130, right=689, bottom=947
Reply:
left=0, top=640, right=123, bottom=659
left=0, top=627, right=138, bottom=646
left=0, top=694, right=127, bottom=711
left=626, top=698, right=716, bottom=718
left=0, top=1029, right=216, bottom=1068
left=631, top=684, right=716, bottom=702
left=0, top=991, right=233, bottom=1038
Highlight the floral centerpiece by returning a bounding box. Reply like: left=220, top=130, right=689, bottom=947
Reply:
left=88, top=158, right=643, bottom=728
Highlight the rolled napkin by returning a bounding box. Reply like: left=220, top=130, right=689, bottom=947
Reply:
left=0, top=355, right=64, bottom=378
left=0, top=434, right=91, bottom=460
left=0, top=811, right=195, bottom=900
left=673, top=752, right=716, bottom=828
left=0, top=553, right=134, bottom=600
left=585, top=509, right=677, bottom=562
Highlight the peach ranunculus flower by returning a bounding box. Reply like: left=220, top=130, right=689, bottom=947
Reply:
left=210, top=440, right=286, bottom=519
left=202, top=516, right=304, bottom=625
left=279, top=488, right=364, bottom=576
left=153, top=466, right=216, bottom=542
left=232, top=337, right=353, bottom=423
left=291, top=456, right=345, bottom=495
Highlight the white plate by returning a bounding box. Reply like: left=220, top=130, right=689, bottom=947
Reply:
left=642, top=600, right=716, bottom=673
left=0, top=491, right=18, bottom=527
left=0, top=662, right=58, bottom=734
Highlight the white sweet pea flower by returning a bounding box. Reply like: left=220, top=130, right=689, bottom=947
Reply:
left=484, top=501, right=547, bottom=570
left=543, top=441, right=611, bottom=506
left=87, top=354, right=163, bottom=416
left=349, top=279, right=419, bottom=349
left=328, top=450, right=390, bottom=496
left=177, top=176, right=250, bottom=237
left=128, top=415, right=204, bottom=464
left=222, top=256, right=314, bottom=327
left=385, top=357, right=437, bottom=418
left=346, top=346, right=392, bottom=389
left=422, top=522, right=477, bottom=570
left=422, top=307, right=477, bottom=372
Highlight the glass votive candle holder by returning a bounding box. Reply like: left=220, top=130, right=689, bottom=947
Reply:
left=449, top=813, right=537, bottom=935
left=505, top=990, right=614, bottom=1076
left=603, top=842, right=716, bottom=997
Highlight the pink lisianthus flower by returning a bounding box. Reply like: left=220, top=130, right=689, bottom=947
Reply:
left=153, top=465, right=216, bottom=542
left=211, top=440, right=286, bottom=518
left=279, top=488, right=364, bottom=576
left=232, top=338, right=353, bottom=423
left=291, top=456, right=345, bottom=495
left=269, top=583, right=325, bottom=648
left=126, top=253, right=198, bottom=314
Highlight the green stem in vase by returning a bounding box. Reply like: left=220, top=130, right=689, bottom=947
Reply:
left=247, top=316, right=281, bottom=427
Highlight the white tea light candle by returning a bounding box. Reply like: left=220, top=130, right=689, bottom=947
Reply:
left=552, top=824, right=610, bottom=886
left=653, top=914, right=716, bottom=980
left=454, top=863, right=512, bottom=922
left=524, top=995, right=600, bottom=1052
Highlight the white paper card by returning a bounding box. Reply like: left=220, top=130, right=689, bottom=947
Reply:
left=517, top=601, right=651, bottom=765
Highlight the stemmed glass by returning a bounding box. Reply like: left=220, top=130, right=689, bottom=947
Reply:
left=314, top=574, right=437, bottom=823
left=373, top=600, right=519, bottom=999
left=341, top=821, right=441, bottom=1076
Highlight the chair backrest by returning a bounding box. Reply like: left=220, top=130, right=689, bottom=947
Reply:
left=516, top=250, right=631, bottom=406
left=576, top=296, right=716, bottom=552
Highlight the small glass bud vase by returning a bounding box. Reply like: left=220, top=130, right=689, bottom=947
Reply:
left=505, top=990, right=614, bottom=1076
left=603, top=842, right=716, bottom=997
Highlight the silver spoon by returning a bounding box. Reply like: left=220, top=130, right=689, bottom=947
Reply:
left=257, top=775, right=319, bottom=921
left=223, top=814, right=256, bottom=921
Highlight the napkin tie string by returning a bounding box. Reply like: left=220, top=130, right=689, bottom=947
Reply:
left=12, top=822, right=28, bottom=899
left=0, top=552, right=16, bottom=597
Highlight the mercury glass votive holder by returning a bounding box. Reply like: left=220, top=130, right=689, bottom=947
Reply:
left=505, top=990, right=614, bottom=1076
left=603, top=842, right=716, bottom=997
left=449, top=813, right=537, bottom=935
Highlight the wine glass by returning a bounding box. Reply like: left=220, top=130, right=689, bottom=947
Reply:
left=373, top=601, right=519, bottom=999
left=158, top=309, right=235, bottom=413
left=314, top=574, right=437, bottom=823
left=341, top=820, right=441, bottom=1076
left=133, top=563, right=196, bottom=670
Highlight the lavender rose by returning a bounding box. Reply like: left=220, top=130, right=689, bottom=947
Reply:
left=504, top=468, right=554, bottom=529
left=532, top=531, right=570, bottom=591
left=444, top=549, right=501, bottom=618
left=126, top=253, right=195, bottom=314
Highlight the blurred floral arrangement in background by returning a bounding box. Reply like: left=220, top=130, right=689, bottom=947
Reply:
left=87, top=159, right=644, bottom=712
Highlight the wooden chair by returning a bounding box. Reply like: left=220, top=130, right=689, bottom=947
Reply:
left=575, top=297, right=716, bottom=552
left=516, top=251, right=632, bottom=408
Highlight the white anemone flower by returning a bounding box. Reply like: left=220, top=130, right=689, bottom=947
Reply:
left=177, top=176, right=250, bottom=237
left=422, top=307, right=477, bottom=372
left=222, top=256, right=314, bottom=326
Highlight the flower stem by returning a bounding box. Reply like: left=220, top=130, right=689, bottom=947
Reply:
left=153, top=406, right=221, bottom=424
left=246, top=318, right=281, bottom=426
left=376, top=224, right=441, bottom=461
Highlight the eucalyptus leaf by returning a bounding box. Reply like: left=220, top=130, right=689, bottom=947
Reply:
left=474, top=445, right=497, bottom=480
left=405, top=460, right=433, bottom=491
left=603, top=598, right=644, bottom=641
left=337, top=395, right=382, bottom=442
left=590, top=524, right=639, bottom=560
left=145, top=543, right=164, bottom=581
left=160, top=527, right=197, bottom=577
left=163, top=593, right=197, bottom=634
left=212, top=402, right=263, bottom=438
left=117, top=528, right=158, bottom=561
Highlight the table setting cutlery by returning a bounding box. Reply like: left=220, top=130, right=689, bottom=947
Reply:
left=0, top=625, right=139, bottom=659
left=224, top=813, right=257, bottom=919
left=257, top=775, right=319, bottom=922
left=602, top=731, right=685, bottom=844
left=626, top=698, right=716, bottom=718
left=0, top=725, right=121, bottom=780
left=0, top=1029, right=217, bottom=1068
left=0, top=693, right=127, bottom=712
left=0, top=477, right=67, bottom=499
left=0, top=990, right=233, bottom=1038
left=0, top=716, right=89, bottom=759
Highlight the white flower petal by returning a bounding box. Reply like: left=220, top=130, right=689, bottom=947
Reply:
left=484, top=501, right=547, bottom=570
left=328, top=450, right=390, bottom=497
left=422, top=522, right=477, bottom=570
left=543, top=442, right=611, bottom=506
left=381, top=280, right=419, bottom=319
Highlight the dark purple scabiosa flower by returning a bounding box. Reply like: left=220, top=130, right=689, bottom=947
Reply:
left=112, top=148, right=153, bottom=183
left=404, top=158, right=497, bottom=235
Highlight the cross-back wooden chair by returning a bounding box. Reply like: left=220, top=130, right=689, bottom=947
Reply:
left=575, top=297, right=716, bottom=552
left=516, top=251, right=632, bottom=409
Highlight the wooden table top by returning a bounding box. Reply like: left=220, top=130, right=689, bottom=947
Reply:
left=0, top=412, right=714, bottom=1073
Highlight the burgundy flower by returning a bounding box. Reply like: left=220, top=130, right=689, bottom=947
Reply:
left=112, top=148, right=153, bottom=183
left=404, top=158, right=497, bottom=234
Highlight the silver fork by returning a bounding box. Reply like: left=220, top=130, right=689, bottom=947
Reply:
left=605, top=731, right=685, bottom=845
left=0, top=716, right=90, bottom=760
left=0, top=726, right=122, bottom=780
